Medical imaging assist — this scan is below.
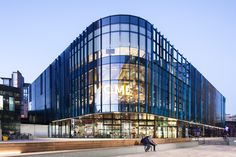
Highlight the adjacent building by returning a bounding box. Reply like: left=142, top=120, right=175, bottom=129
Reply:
left=0, top=71, right=24, bottom=88
left=0, top=84, right=21, bottom=135
left=28, top=15, right=225, bottom=138
left=0, top=71, right=30, bottom=120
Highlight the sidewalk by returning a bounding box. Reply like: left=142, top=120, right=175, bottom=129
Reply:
left=0, top=141, right=198, bottom=157
left=112, top=145, right=236, bottom=157
left=0, top=138, right=192, bottom=154
left=2, top=138, right=236, bottom=157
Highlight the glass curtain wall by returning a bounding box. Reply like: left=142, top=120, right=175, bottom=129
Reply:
left=51, top=113, right=223, bottom=138
left=29, top=15, right=225, bottom=138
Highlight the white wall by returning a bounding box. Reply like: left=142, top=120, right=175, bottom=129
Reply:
left=20, top=124, right=48, bottom=138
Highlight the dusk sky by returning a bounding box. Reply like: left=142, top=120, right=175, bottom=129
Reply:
left=0, top=0, right=235, bottom=114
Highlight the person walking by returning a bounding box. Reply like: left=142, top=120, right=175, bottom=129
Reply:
left=224, top=126, right=229, bottom=138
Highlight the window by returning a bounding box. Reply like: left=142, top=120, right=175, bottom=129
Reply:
left=88, top=40, right=93, bottom=55
left=94, top=36, right=101, bottom=52
left=77, top=49, right=80, bottom=67
left=88, top=40, right=93, bottom=62
left=147, top=30, right=151, bottom=38
left=84, top=44, right=87, bottom=64
left=23, top=88, right=28, bottom=100
left=140, top=35, right=145, bottom=51
left=88, top=85, right=94, bottom=105
left=94, top=83, right=101, bottom=111
left=153, top=41, right=156, bottom=52
left=88, top=32, right=93, bottom=41
left=110, top=32, right=120, bottom=55
left=102, top=33, right=110, bottom=49
left=120, top=32, right=129, bottom=56
left=147, top=38, right=151, bottom=54
left=88, top=69, right=94, bottom=84
left=130, top=33, right=138, bottom=57
left=111, top=81, right=119, bottom=105
left=140, top=35, right=146, bottom=58
left=130, top=33, right=138, bottom=48
left=120, top=15, right=129, bottom=23
left=120, top=24, right=129, bottom=31
left=102, top=33, right=110, bottom=57
left=178, top=54, right=182, bottom=63
left=75, top=52, right=78, bottom=68
left=102, top=64, right=110, bottom=81
left=111, top=16, right=120, bottom=24
left=157, top=33, right=160, bottom=44
left=130, top=64, right=138, bottom=80
left=81, top=47, right=84, bottom=65
left=102, top=81, right=110, bottom=109
left=118, top=64, right=129, bottom=80
left=110, top=64, right=120, bottom=80
left=130, top=16, right=138, bottom=25
left=0, top=95, right=3, bottom=110
left=130, top=24, right=138, bottom=32
left=139, top=65, right=145, bottom=82
left=94, top=28, right=100, bottom=37
left=120, top=32, right=129, bottom=47
left=71, top=54, right=74, bottom=70
left=173, top=49, right=178, bottom=60
left=110, top=32, right=119, bottom=49
left=40, top=74, right=43, bottom=95
left=153, top=29, right=156, bottom=41
left=102, top=25, right=110, bottom=34
left=111, top=24, right=119, bottom=32
left=9, top=97, right=14, bottom=111
left=102, top=17, right=110, bottom=26
left=139, top=26, right=146, bottom=35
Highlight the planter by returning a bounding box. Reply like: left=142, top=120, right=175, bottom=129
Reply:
left=2, top=135, right=9, bottom=141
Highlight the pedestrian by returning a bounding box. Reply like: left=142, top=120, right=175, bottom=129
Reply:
left=140, top=135, right=151, bottom=152
left=73, top=130, right=77, bottom=137
left=224, top=126, right=229, bottom=136
left=147, top=135, right=157, bottom=151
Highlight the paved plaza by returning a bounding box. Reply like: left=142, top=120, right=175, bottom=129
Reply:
left=113, top=145, right=236, bottom=157
left=1, top=138, right=236, bottom=157
left=2, top=144, right=235, bottom=157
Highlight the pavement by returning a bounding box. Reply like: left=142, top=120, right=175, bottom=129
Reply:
left=1, top=138, right=236, bottom=157
left=0, top=142, right=198, bottom=157
left=112, top=145, right=236, bottom=157
left=5, top=145, right=236, bottom=157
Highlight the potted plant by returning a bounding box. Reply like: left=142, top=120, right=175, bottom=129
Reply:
left=2, top=133, right=9, bottom=141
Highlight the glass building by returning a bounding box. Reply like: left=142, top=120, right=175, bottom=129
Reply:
left=28, top=15, right=225, bottom=138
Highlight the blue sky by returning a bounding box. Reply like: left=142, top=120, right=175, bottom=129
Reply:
left=0, top=0, right=235, bottom=114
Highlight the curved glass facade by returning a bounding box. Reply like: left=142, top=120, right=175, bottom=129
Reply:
left=29, top=15, right=225, bottom=138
